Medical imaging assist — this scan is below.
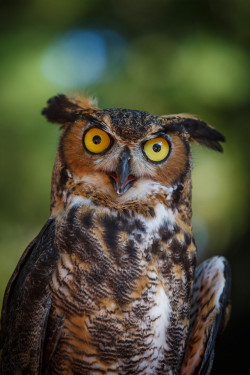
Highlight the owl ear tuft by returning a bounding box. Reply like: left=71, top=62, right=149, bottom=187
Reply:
left=167, top=115, right=225, bottom=152
left=42, top=94, right=98, bottom=126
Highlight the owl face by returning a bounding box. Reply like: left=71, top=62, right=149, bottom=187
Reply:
left=61, top=109, right=190, bottom=200
left=42, top=95, right=225, bottom=213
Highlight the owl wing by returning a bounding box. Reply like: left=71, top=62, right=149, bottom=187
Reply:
left=0, top=218, right=64, bottom=375
left=181, top=256, right=231, bottom=375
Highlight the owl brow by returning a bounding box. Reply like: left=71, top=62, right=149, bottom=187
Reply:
left=150, top=128, right=180, bottom=139
left=158, top=123, right=185, bottom=135
left=151, top=130, right=170, bottom=138
left=80, top=113, right=107, bottom=129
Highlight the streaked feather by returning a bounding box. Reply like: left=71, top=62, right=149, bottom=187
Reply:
left=181, top=256, right=231, bottom=375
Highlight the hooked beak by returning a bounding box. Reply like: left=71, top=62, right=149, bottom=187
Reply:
left=108, top=148, right=137, bottom=196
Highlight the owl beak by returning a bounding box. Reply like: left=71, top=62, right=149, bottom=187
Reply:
left=109, top=148, right=136, bottom=196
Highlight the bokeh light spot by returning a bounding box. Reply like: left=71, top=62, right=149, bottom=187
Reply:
left=41, top=29, right=126, bottom=88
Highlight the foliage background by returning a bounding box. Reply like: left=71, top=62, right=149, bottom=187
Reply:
left=0, top=0, right=249, bottom=373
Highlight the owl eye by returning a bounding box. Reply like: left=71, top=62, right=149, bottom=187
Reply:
left=83, top=128, right=111, bottom=154
left=143, top=137, right=170, bottom=162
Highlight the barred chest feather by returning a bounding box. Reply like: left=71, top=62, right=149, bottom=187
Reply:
left=50, top=197, right=196, bottom=375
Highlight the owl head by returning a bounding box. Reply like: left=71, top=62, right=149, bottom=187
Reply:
left=42, top=95, right=225, bottom=216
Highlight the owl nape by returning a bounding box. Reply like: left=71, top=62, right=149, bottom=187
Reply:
left=0, top=94, right=231, bottom=375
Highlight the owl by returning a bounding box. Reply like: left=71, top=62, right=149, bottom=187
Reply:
left=0, top=95, right=231, bottom=375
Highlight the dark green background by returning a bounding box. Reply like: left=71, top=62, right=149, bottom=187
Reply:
left=1, top=0, right=249, bottom=373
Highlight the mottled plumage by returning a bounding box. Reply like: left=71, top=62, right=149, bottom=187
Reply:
left=0, top=95, right=231, bottom=374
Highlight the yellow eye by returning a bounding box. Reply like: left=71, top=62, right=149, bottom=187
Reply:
left=143, top=137, right=170, bottom=162
left=84, top=128, right=111, bottom=154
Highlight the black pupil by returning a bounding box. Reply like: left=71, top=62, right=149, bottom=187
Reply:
left=152, top=143, right=161, bottom=152
left=93, top=135, right=101, bottom=145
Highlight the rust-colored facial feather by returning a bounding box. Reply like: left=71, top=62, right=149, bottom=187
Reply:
left=153, top=133, right=189, bottom=186
left=42, top=94, right=225, bottom=214
left=61, top=117, right=189, bottom=183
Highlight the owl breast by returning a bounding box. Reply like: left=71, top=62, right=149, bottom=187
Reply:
left=50, top=193, right=196, bottom=374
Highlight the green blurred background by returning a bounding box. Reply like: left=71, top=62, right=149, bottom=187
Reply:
left=0, top=0, right=249, bottom=373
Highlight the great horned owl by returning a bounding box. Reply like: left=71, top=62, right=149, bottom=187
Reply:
left=0, top=95, right=231, bottom=375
